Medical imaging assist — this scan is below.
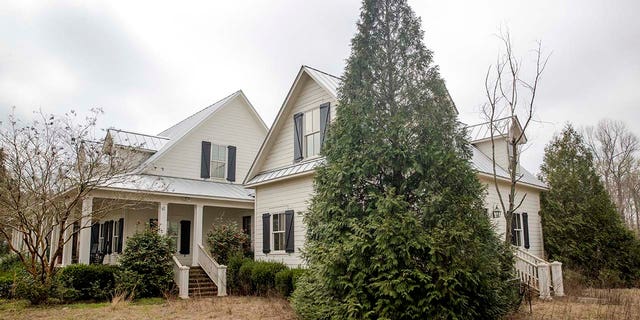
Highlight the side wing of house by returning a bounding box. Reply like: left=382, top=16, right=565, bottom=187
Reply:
left=144, top=92, right=268, bottom=184
left=246, top=67, right=338, bottom=267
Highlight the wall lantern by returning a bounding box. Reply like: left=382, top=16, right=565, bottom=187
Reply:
left=492, top=205, right=502, bottom=218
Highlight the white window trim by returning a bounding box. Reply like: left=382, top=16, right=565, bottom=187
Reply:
left=98, top=223, right=105, bottom=253
left=271, top=212, right=286, bottom=253
left=513, top=213, right=524, bottom=247
left=303, top=109, right=321, bottom=159
left=210, top=143, right=227, bottom=180
left=113, top=220, right=119, bottom=253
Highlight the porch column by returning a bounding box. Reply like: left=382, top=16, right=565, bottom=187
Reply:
left=550, top=261, right=564, bottom=296
left=192, top=204, right=203, bottom=266
left=78, top=197, right=93, bottom=264
left=62, top=225, right=73, bottom=265
left=48, top=225, right=58, bottom=264
left=158, top=202, right=168, bottom=235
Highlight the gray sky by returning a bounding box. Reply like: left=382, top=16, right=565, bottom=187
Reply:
left=1, top=0, right=639, bottom=173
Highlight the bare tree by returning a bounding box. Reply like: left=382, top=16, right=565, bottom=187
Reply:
left=585, top=119, right=640, bottom=228
left=0, top=108, right=142, bottom=291
left=483, top=30, right=549, bottom=243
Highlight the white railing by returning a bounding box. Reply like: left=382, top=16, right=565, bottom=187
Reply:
left=172, top=255, right=190, bottom=299
left=514, top=248, right=563, bottom=299
left=197, top=243, right=227, bottom=296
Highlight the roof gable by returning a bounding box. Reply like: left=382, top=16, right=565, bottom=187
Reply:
left=137, top=90, right=266, bottom=173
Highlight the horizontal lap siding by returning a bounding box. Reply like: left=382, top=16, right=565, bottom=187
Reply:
left=475, top=140, right=510, bottom=172
left=147, top=96, right=266, bottom=183
left=480, top=175, right=545, bottom=258
left=260, top=75, right=337, bottom=172
left=254, top=176, right=314, bottom=267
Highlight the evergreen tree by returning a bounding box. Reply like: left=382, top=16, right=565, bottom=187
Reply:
left=540, top=125, right=640, bottom=286
left=291, top=1, right=518, bottom=318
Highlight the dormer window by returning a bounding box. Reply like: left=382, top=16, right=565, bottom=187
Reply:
left=211, top=144, right=227, bottom=179
left=304, top=108, right=321, bottom=158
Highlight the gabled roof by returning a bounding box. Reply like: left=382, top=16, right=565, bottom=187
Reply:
left=471, top=146, right=546, bottom=189
left=244, top=66, right=340, bottom=183
left=106, top=129, right=169, bottom=152
left=467, top=116, right=528, bottom=144
left=136, top=90, right=267, bottom=173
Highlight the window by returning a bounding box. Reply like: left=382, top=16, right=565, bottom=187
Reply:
left=272, top=213, right=285, bottom=251
left=168, top=221, right=179, bottom=252
left=211, top=144, right=227, bottom=179
left=113, top=220, right=119, bottom=253
left=512, top=213, right=523, bottom=247
left=98, top=223, right=105, bottom=253
left=304, top=109, right=321, bottom=158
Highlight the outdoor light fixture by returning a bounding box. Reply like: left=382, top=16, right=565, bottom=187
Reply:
left=492, top=205, right=502, bottom=218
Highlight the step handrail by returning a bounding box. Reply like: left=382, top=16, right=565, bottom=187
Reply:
left=196, top=243, right=227, bottom=296
left=172, top=255, right=190, bottom=299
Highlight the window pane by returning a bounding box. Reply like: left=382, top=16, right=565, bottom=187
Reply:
left=313, top=132, right=321, bottom=155
left=305, top=135, right=314, bottom=157
left=218, top=145, right=226, bottom=161
left=211, top=161, right=225, bottom=178
left=312, top=108, right=320, bottom=132
left=273, top=214, right=279, bottom=231
left=305, top=111, right=313, bottom=134
left=212, top=144, right=219, bottom=160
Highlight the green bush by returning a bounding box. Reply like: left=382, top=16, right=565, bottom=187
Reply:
left=226, top=254, right=252, bottom=294
left=57, top=264, right=120, bottom=301
left=237, top=260, right=256, bottom=295
left=275, top=268, right=305, bottom=297
left=0, top=275, right=12, bottom=299
left=206, top=222, right=249, bottom=265
left=12, top=269, right=51, bottom=304
left=118, top=229, right=174, bottom=298
left=251, top=261, right=287, bottom=295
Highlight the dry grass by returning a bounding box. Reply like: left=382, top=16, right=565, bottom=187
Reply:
left=0, top=296, right=298, bottom=320
left=510, top=288, right=640, bottom=319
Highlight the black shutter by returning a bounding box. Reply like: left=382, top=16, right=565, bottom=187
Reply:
left=117, top=218, right=124, bottom=253
left=201, top=141, right=211, bottom=178
left=262, top=213, right=270, bottom=253
left=293, top=113, right=304, bottom=162
left=285, top=210, right=294, bottom=253
left=227, top=145, right=236, bottom=182
left=522, top=212, right=530, bottom=249
left=90, top=223, right=100, bottom=254
left=319, top=103, right=330, bottom=148
left=510, top=216, right=517, bottom=245
left=179, top=220, right=191, bottom=254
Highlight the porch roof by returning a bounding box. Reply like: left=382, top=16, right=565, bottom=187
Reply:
left=245, top=158, right=323, bottom=186
left=101, top=174, right=255, bottom=201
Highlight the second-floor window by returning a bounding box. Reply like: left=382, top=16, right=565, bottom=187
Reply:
left=272, top=212, right=285, bottom=251
left=304, top=108, right=321, bottom=158
left=211, top=144, right=226, bottom=179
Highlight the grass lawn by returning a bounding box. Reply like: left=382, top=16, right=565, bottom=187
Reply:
left=510, top=288, right=640, bottom=319
left=0, top=296, right=297, bottom=320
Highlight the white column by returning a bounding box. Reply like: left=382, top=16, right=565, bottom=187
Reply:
left=192, top=204, right=203, bottom=266
left=48, top=225, right=58, bottom=264
left=78, top=197, right=93, bottom=264
left=537, top=262, right=551, bottom=300
left=62, top=225, right=73, bottom=265
left=550, top=261, right=564, bottom=297
left=158, top=202, right=168, bottom=235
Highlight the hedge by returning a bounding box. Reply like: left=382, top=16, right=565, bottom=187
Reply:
left=57, top=264, right=121, bottom=301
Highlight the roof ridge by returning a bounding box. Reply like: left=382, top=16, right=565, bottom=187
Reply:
left=108, top=128, right=170, bottom=140
left=302, top=65, right=343, bottom=81
left=158, top=90, right=241, bottom=136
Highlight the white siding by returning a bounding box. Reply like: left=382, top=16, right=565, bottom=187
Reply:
left=254, top=175, right=314, bottom=267
left=480, top=175, right=545, bottom=258
left=474, top=139, right=510, bottom=172
left=146, top=96, right=267, bottom=183
left=259, top=75, right=337, bottom=172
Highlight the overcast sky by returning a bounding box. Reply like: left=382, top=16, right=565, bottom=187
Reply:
left=1, top=0, right=639, bottom=173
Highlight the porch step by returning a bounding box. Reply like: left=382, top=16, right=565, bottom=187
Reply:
left=188, top=266, right=217, bottom=298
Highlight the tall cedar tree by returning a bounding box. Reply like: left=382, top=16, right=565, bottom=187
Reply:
left=291, top=1, right=518, bottom=319
left=540, top=125, right=640, bottom=286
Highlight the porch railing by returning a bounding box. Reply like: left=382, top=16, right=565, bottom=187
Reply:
left=172, top=255, right=190, bottom=299
left=514, top=247, right=563, bottom=299
left=197, top=243, right=227, bottom=296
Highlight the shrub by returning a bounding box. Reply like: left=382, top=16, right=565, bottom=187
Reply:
left=237, top=260, right=256, bottom=295
left=118, top=229, right=174, bottom=298
left=12, top=269, right=51, bottom=304
left=251, top=261, right=287, bottom=295
left=275, top=269, right=293, bottom=297
left=226, top=254, right=252, bottom=294
left=0, top=275, right=12, bottom=299
left=206, top=222, right=249, bottom=265
left=57, top=264, right=120, bottom=301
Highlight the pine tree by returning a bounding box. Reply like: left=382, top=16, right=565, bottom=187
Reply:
left=291, top=1, right=518, bottom=318
left=540, top=125, right=640, bottom=286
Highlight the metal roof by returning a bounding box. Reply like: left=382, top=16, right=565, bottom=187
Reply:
left=303, top=66, right=341, bottom=98
left=246, top=158, right=323, bottom=185
left=466, top=116, right=528, bottom=144
left=104, top=174, right=254, bottom=201
left=107, top=129, right=169, bottom=152
left=471, top=146, right=547, bottom=189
